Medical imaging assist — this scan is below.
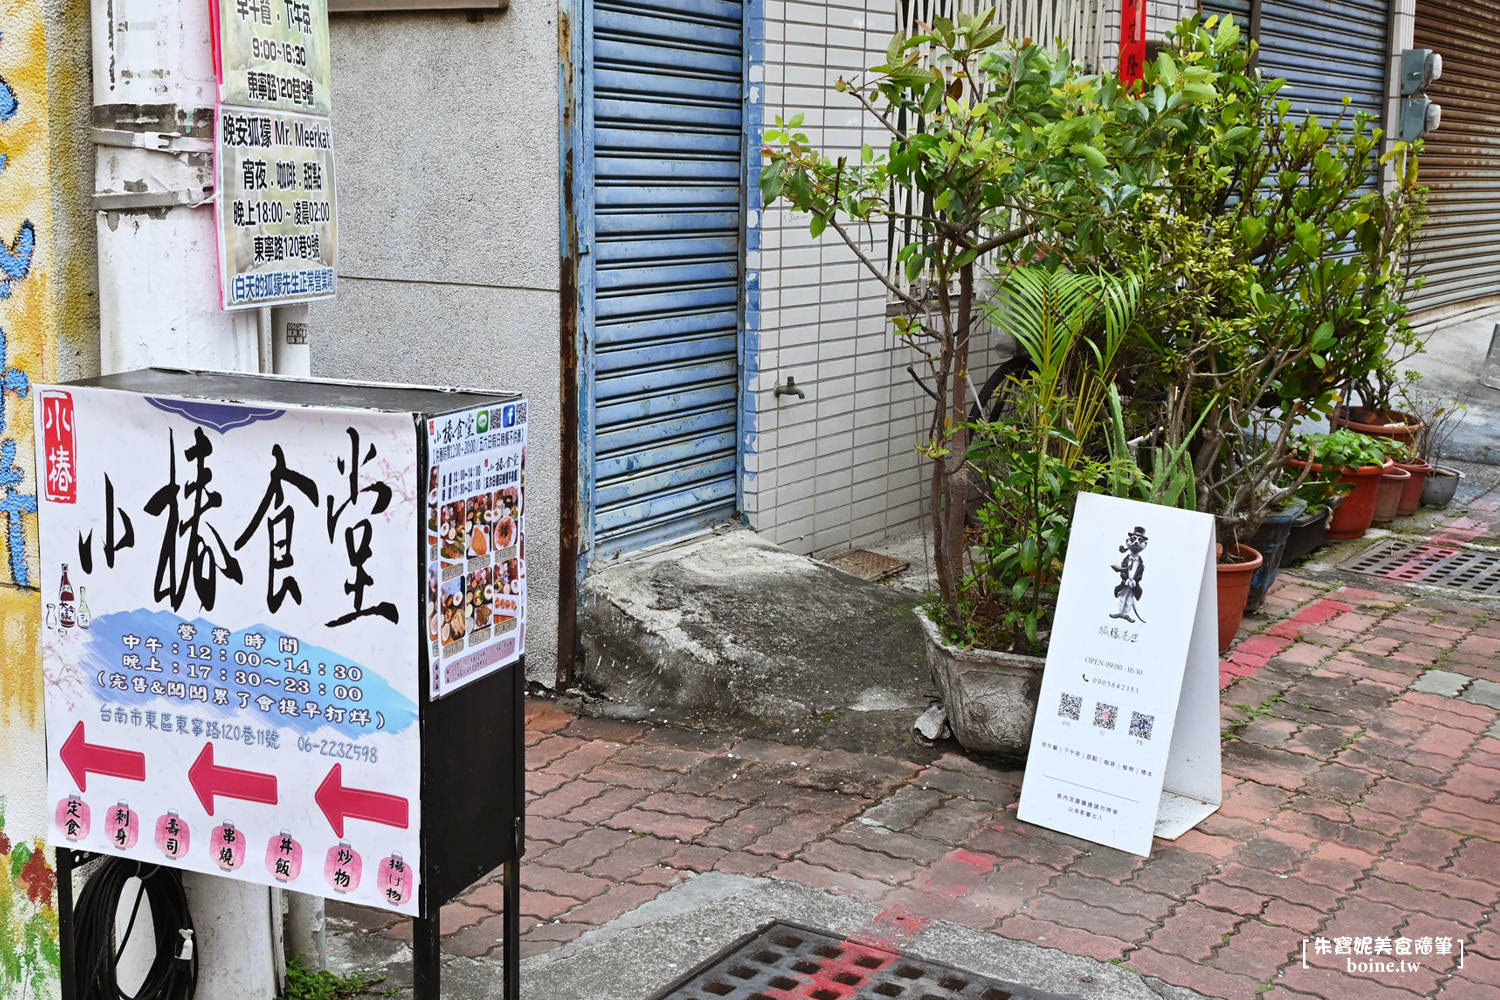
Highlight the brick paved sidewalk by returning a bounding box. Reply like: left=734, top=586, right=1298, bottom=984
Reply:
left=332, top=497, right=1500, bottom=1000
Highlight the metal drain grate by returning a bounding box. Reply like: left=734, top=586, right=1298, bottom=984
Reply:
left=1342, top=538, right=1500, bottom=594
left=824, top=550, right=910, bottom=583
left=649, top=921, right=1078, bottom=1000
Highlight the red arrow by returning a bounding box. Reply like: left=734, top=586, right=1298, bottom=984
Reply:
left=315, top=763, right=409, bottom=837
left=59, top=722, right=146, bottom=791
left=188, top=743, right=278, bottom=815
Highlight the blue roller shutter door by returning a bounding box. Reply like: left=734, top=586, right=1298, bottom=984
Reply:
left=1256, top=0, right=1388, bottom=131
left=587, top=0, right=744, bottom=559
left=1203, top=0, right=1387, bottom=194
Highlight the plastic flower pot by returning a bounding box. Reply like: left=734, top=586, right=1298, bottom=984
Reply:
left=1288, top=459, right=1392, bottom=540
left=1244, top=500, right=1307, bottom=615
left=1372, top=467, right=1410, bottom=523
left=1217, top=543, right=1264, bottom=653
left=1394, top=459, right=1432, bottom=516
left=1282, top=503, right=1334, bottom=564
left=1421, top=467, right=1464, bottom=509
left=1332, top=405, right=1424, bottom=447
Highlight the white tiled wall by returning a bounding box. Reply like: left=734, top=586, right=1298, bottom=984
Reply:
left=748, top=0, right=928, bottom=557
left=747, top=0, right=1131, bottom=558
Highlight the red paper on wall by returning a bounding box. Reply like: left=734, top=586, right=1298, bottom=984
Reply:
left=1119, top=0, right=1147, bottom=87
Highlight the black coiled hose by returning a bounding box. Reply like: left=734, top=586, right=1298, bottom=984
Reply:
left=72, top=858, right=198, bottom=1000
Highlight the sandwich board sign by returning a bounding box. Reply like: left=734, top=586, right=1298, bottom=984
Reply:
left=1017, top=492, right=1222, bottom=857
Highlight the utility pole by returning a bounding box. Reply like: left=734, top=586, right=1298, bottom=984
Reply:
left=88, top=0, right=280, bottom=994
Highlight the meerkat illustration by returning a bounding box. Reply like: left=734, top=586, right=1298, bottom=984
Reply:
left=1110, top=526, right=1148, bottom=623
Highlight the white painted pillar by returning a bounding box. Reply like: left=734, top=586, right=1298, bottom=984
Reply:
left=91, top=0, right=259, bottom=375
left=272, top=304, right=312, bottom=377
left=89, top=0, right=280, bottom=992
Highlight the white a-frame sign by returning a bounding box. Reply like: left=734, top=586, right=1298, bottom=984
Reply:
left=1017, top=492, right=1222, bottom=857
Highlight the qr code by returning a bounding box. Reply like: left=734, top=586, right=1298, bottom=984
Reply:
left=1093, top=703, right=1118, bottom=730
left=516, top=400, right=528, bottom=424
left=1129, top=711, right=1155, bottom=740
left=1058, top=693, right=1082, bottom=720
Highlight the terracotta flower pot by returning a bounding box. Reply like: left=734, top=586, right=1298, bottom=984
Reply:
left=1216, top=543, right=1264, bottom=653
left=1332, top=406, right=1424, bottom=447
left=1372, top=467, right=1410, bottom=523
left=1289, top=458, right=1392, bottom=540
left=1393, top=460, right=1431, bottom=516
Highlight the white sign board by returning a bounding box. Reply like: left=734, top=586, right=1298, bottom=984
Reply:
left=1017, top=492, right=1222, bottom=857
left=425, top=403, right=528, bottom=699
left=36, top=386, right=421, bottom=910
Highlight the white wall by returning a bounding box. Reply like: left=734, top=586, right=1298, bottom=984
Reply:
left=750, top=0, right=1072, bottom=557
left=752, top=0, right=942, bottom=556
left=313, top=7, right=562, bottom=686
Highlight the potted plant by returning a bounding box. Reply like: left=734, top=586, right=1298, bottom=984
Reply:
left=922, top=270, right=1144, bottom=756
left=1289, top=430, right=1395, bottom=539
left=1408, top=395, right=1469, bottom=509
left=1216, top=543, right=1263, bottom=651
left=1385, top=435, right=1431, bottom=516
left=1369, top=435, right=1416, bottom=523
left=1334, top=372, right=1427, bottom=448
left=1373, top=466, right=1410, bottom=523
left=761, top=10, right=1426, bottom=751
left=1094, top=16, right=1422, bottom=556
left=1332, top=401, right=1425, bottom=447
left=760, top=12, right=1171, bottom=755
left=1242, top=495, right=1307, bottom=614
left=1282, top=477, right=1350, bottom=563
left=760, top=13, right=1156, bottom=649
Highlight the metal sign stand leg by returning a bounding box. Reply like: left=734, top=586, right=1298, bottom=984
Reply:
left=502, top=858, right=520, bottom=999
left=57, top=849, right=79, bottom=1000
left=413, top=861, right=521, bottom=1000
left=413, top=908, right=441, bottom=1000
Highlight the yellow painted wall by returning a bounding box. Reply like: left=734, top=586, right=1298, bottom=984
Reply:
left=0, top=1, right=70, bottom=997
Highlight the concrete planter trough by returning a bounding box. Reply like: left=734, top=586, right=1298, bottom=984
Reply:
left=916, top=608, right=1045, bottom=759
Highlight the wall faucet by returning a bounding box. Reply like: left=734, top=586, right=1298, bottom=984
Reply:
left=773, top=376, right=806, bottom=400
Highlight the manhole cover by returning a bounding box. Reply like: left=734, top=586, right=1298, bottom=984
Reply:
left=1342, top=537, right=1500, bottom=594
left=825, top=550, right=909, bottom=583
left=649, top=921, right=1077, bottom=1000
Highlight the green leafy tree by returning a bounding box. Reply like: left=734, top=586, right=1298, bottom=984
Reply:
left=1100, top=17, right=1426, bottom=542
left=760, top=14, right=1167, bottom=619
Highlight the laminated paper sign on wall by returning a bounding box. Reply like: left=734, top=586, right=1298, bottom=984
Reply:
left=212, top=0, right=338, bottom=308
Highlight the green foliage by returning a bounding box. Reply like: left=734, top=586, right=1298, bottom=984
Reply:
left=760, top=7, right=1428, bottom=647
left=964, top=394, right=1125, bottom=651
left=1289, top=473, right=1353, bottom=516
left=1094, top=15, right=1426, bottom=537
left=1102, top=384, right=1201, bottom=510
left=1296, top=428, right=1396, bottom=470
left=278, top=957, right=395, bottom=1000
